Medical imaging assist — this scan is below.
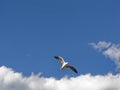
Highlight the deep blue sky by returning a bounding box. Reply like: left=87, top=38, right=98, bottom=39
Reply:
left=0, top=0, right=120, bottom=78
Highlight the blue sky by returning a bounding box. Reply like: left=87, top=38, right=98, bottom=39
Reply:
left=0, top=0, right=120, bottom=78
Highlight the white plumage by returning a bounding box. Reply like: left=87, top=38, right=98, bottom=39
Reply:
left=54, top=56, right=78, bottom=73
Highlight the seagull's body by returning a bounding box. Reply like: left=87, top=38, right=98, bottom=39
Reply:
left=54, top=56, right=78, bottom=73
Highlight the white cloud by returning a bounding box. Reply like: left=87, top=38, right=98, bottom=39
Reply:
left=103, top=44, right=120, bottom=71
left=0, top=66, right=120, bottom=90
left=90, top=41, right=120, bottom=71
left=90, top=41, right=111, bottom=51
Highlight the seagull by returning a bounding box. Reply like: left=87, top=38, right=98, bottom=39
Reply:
left=54, top=56, right=78, bottom=73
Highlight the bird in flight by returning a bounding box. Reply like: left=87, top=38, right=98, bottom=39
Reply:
left=54, top=56, right=78, bottom=73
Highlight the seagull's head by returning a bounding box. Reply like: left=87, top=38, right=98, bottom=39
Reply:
left=66, top=62, right=68, bottom=64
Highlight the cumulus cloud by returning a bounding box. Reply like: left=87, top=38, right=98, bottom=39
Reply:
left=90, top=41, right=120, bottom=71
left=0, top=66, right=120, bottom=90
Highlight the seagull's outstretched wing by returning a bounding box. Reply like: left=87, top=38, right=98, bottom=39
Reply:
left=54, top=56, right=65, bottom=64
left=67, top=65, right=78, bottom=73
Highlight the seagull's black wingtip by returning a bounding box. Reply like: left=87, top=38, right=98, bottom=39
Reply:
left=73, top=69, right=78, bottom=74
left=54, top=56, right=58, bottom=59
left=75, top=71, right=78, bottom=74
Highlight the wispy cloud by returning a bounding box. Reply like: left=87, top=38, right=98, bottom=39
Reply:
left=0, top=66, right=120, bottom=90
left=103, top=44, right=120, bottom=71
left=89, top=41, right=111, bottom=51
left=90, top=41, right=120, bottom=71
